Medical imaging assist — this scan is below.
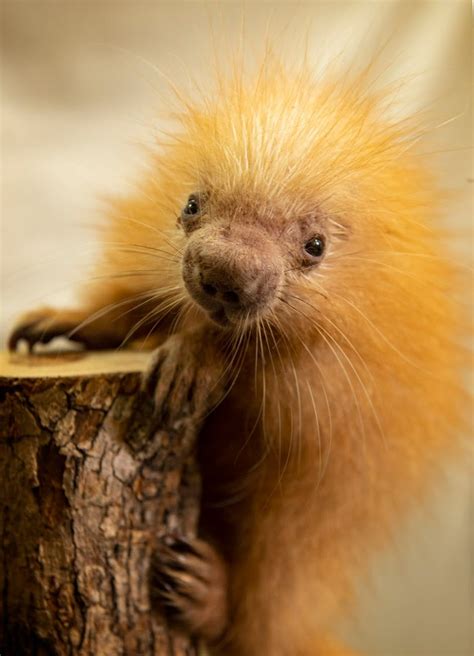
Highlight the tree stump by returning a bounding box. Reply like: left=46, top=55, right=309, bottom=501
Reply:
left=0, top=351, right=201, bottom=656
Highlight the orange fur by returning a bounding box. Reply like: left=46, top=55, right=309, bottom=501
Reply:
left=12, top=54, right=469, bottom=654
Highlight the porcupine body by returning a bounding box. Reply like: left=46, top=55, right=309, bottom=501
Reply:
left=9, top=54, right=469, bottom=655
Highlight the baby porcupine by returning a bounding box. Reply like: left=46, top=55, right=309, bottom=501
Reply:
left=9, top=52, right=469, bottom=655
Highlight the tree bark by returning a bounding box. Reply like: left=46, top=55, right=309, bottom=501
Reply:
left=0, top=351, right=201, bottom=656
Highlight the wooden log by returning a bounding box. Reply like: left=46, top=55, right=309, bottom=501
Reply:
left=0, top=351, right=201, bottom=656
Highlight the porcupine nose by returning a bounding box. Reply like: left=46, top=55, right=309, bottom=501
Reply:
left=197, top=247, right=278, bottom=315
left=200, top=278, right=241, bottom=306
left=182, top=224, right=283, bottom=325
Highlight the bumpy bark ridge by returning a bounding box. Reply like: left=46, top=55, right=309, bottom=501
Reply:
left=0, top=353, right=200, bottom=656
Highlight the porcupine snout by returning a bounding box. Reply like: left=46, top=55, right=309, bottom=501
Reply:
left=182, top=223, right=283, bottom=327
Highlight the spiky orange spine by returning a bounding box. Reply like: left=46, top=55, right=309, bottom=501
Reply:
left=77, top=55, right=469, bottom=654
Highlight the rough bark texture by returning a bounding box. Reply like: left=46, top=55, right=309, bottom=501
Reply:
left=0, top=352, right=200, bottom=656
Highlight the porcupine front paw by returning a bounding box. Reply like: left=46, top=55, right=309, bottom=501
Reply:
left=151, top=535, right=229, bottom=643
left=8, top=306, right=124, bottom=351
left=9, top=306, right=76, bottom=351
left=142, top=332, right=228, bottom=430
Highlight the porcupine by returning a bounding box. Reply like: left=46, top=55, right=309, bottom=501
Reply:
left=9, top=53, right=469, bottom=655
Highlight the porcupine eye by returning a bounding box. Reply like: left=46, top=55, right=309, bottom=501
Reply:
left=182, top=194, right=200, bottom=219
left=304, top=235, right=325, bottom=259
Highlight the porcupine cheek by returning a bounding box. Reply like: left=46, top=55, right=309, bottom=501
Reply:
left=181, top=227, right=283, bottom=327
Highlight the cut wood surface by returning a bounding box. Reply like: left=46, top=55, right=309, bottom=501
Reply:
left=0, top=351, right=201, bottom=656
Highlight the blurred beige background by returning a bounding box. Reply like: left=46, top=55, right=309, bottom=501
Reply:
left=1, top=1, right=472, bottom=654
